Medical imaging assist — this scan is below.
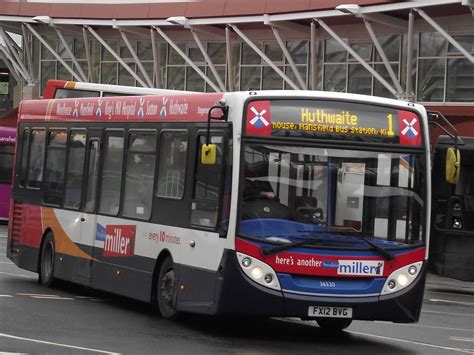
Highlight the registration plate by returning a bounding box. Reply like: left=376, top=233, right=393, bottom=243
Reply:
left=308, top=306, right=352, bottom=318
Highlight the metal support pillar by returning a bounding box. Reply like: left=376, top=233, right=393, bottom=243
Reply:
left=415, top=8, right=474, bottom=63
left=153, top=26, right=220, bottom=92
left=310, top=21, right=318, bottom=91
left=363, top=19, right=404, bottom=95
left=191, top=29, right=226, bottom=92
left=0, top=27, right=31, bottom=83
left=271, top=26, right=307, bottom=90
left=316, top=19, right=399, bottom=98
left=21, top=25, right=35, bottom=82
left=225, top=26, right=234, bottom=91
left=0, top=48, right=21, bottom=83
left=119, top=28, right=153, bottom=88
left=405, top=11, right=415, bottom=100
left=230, top=24, right=300, bottom=90
left=82, top=27, right=95, bottom=82
left=55, top=27, right=88, bottom=82
left=0, top=44, right=29, bottom=83
left=25, top=23, right=84, bottom=82
left=150, top=27, right=161, bottom=88
left=86, top=25, right=148, bottom=88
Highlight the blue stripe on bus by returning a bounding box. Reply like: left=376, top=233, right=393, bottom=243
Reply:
left=278, top=273, right=386, bottom=295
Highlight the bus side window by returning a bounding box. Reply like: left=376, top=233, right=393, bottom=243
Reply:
left=122, top=132, right=156, bottom=220
left=18, top=128, right=30, bottom=187
left=64, top=131, right=86, bottom=210
left=190, top=135, right=224, bottom=228
left=54, top=88, right=99, bottom=99
left=43, top=130, right=67, bottom=206
left=84, top=140, right=101, bottom=213
left=99, top=132, right=125, bottom=216
left=26, top=129, right=46, bottom=189
left=156, top=131, right=188, bottom=200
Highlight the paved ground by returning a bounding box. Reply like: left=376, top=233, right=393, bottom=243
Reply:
left=1, top=223, right=473, bottom=354
left=426, top=272, right=474, bottom=295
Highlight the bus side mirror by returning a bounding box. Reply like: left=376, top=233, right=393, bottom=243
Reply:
left=201, top=144, right=217, bottom=165
left=446, top=147, right=461, bottom=184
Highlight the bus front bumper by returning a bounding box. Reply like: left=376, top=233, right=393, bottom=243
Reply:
left=215, top=250, right=427, bottom=323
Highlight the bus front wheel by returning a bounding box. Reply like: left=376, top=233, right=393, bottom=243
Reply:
left=316, top=318, right=352, bottom=331
left=39, top=232, right=56, bottom=287
left=157, top=256, right=179, bottom=320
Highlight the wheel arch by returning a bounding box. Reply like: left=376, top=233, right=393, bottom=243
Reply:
left=150, top=249, right=173, bottom=305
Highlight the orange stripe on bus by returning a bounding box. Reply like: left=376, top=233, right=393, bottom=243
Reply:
left=42, top=208, right=93, bottom=260
left=64, top=81, right=76, bottom=89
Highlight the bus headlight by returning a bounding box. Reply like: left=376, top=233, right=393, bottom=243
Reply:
left=242, top=257, right=252, bottom=268
left=251, top=266, right=263, bottom=279
left=237, top=252, right=281, bottom=291
left=381, top=261, right=423, bottom=295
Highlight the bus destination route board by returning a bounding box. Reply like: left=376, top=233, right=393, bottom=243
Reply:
left=245, top=99, right=422, bottom=147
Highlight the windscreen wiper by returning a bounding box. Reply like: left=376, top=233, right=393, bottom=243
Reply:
left=358, top=237, right=393, bottom=261
left=298, top=228, right=394, bottom=261
left=261, top=240, right=308, bottom=256
left=261, top=236, right=353, bottom=256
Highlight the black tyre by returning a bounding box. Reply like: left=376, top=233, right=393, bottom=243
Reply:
left=39, top=232, right=56, bottom=287
left=157, top=256, right=179, bottom=320
left=316, top=318, right=352, bottom=331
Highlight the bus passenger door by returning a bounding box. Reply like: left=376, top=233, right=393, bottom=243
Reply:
left=75, top=133, right=101, bottom=282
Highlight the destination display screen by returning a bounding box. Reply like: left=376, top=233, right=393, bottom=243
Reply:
left=244, top=99, right=422, bottom=146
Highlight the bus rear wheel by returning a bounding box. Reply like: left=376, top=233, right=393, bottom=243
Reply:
left=316, top=318, right=352, bottom=331
left=39, top=232, right=56, bottom=287
left=157, top=256, right=179, bottom=320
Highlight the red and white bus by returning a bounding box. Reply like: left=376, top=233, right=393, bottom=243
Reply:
left=8, top=90, right=431, bottom=330
left=43, top=80, right=193, bottom=99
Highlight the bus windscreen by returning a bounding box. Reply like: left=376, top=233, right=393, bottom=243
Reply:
left=244, top=99, right=423, bottom=147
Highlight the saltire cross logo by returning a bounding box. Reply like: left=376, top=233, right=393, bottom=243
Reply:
left=249, top=106, right=269, bottom=128
left=160, top=97, right=168, bottom=117
left=137, top=98, right=145, bottom=119
left=401, top=118, right=418, bottom=139
left=96, top=98, right=102, bottom=118
left=72, top=99, right=79, bottom=118
left=246, top=100, right=272, bottom=136
left=398, top=110, right=421, bottom=146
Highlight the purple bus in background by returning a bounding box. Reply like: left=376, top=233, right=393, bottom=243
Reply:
left=0, top=127, right=16, bottom=222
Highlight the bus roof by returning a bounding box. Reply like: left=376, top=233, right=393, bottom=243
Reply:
left=43, top=80, right=194, bottom=99
left=0, top=126, right=16, bottom=145
left=18, top=90, right=428, bottom=143
left=19, top=92, right=224, bottom=123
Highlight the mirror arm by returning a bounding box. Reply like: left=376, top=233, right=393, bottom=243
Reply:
left=206, top=103, right=229, bottom=145
left=427, top=111, right=464, bottom=149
